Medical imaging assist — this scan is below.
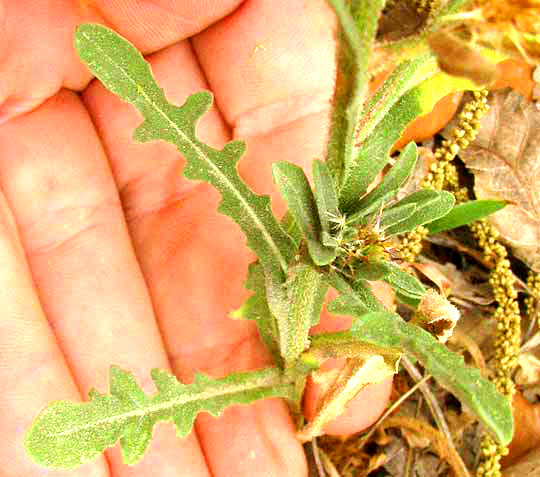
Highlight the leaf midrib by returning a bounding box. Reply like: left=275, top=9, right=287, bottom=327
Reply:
left=46, top=371, right=286, bottom=438
left=80, top=29, right=288, bottom=273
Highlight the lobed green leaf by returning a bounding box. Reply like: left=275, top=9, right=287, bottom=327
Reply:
left=25, top=366, right=293, bottom=469
left=75, top=23, right=295, bottom=285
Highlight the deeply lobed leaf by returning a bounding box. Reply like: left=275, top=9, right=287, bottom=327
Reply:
left=75, top=24, right=296, bottom=285
left=25, top=366, right=294, bottom=469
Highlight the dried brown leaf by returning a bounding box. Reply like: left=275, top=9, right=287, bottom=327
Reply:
left=380, top=416, right=471, bottom=477
left=516, top=353, right=540, bottom=387
left=415, top=261, right=495, bottom=306
left=377, top=1, right=424, bottom=41
left=456, top=89, right=540, bottom=271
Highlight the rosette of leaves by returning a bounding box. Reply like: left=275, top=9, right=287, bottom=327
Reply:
left=25, top=0, right=512, bottom=470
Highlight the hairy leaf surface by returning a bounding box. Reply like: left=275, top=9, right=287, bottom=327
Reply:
left=339, top=55, right=439, bottom=209
left=382, top=262, right=427, bottom=300
left=267, top=264, right=328, bottom=367
left=325, top=0, right=386, bottom=183
left=340, top=60, right=489, bottom=212
left=383, top=189, right=455, bottom=235
left=272, top=161, right=336, bottom=265
left=230, top=262, right=281, bottom=363
left=75, top=23, right=295, bottom=283
left=25, top=366, right=293, bottom=469
left=352, top=141, right=419, bottom=220
left=313, top=159, right=341, bottom=247
left=326, top=274, right=386, bottom=314
left=317, top=309, right=514, bottom=446
left=377, top=202, right=417, bottom=229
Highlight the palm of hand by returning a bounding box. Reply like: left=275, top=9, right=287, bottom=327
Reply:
left=0, top=1, right=391, bottom=476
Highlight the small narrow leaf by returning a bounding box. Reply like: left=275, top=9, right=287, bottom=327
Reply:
left=352, top=142, right=419, bottom=218
left=338, top=56, right=439, bottom=209
left=326, top=274, right=386, bottom=314
left=352, top=261, right=392, bottom=281
left=25, top=366, right=293, bottom=469
left=313, top=160, right=341, bottom=247
left=272, top=161, right=336, bottom=265
left=354, top=58, right=437, bottom=150
left=426, top=199, right=508, bottom=234
left=317, top=308, right=514, bottom=445
left=339, top=56, right=492, bottom=212
left=383, top=189, right=455, bottom=235
left=325, top=0, right=386, bottom=184
left=378, top=203, right=417, bottom=229
left=277, top=264, right=328, bottom=367
left=230, top=262, right=281, bottom=364
left=382, top=262, right=427, bottom=300
left=75, top=23, right=295, bottom=284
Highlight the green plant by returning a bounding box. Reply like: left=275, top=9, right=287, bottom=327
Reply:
left=25, top=0, right=513, bottom=470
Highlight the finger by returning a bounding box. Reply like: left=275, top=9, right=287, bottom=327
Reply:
left=192, top=0, right=393, bottom=433
left=192, top=0, right=336, bottom=199
left=83, top=0, right=244, bottom=53
left=0, top=0, right=243, bottom=123
left=83, top=41, right=307, bottom=477
left=0, top=188, right=109, bottom=476
left=0, top=91, right=210, bottom=476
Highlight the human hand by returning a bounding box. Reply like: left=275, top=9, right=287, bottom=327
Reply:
left=0, top=1, right=392, bottom=476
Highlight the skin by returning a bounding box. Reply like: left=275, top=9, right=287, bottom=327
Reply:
left=0, top=1, right=392, bottom=476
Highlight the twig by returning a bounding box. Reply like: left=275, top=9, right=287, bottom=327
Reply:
left=402, top=356, right=451, bottom=440
left=450, top=330, right=487, bottom=372
left=311, top=438, right=327, bottom=477
left=402, top=356, right=470, bottom=477
left=318, top=448, right=342, bottom=477
left=380, top=416, right=470, bottom=477
left=405, top=397, right=423, bottom=477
